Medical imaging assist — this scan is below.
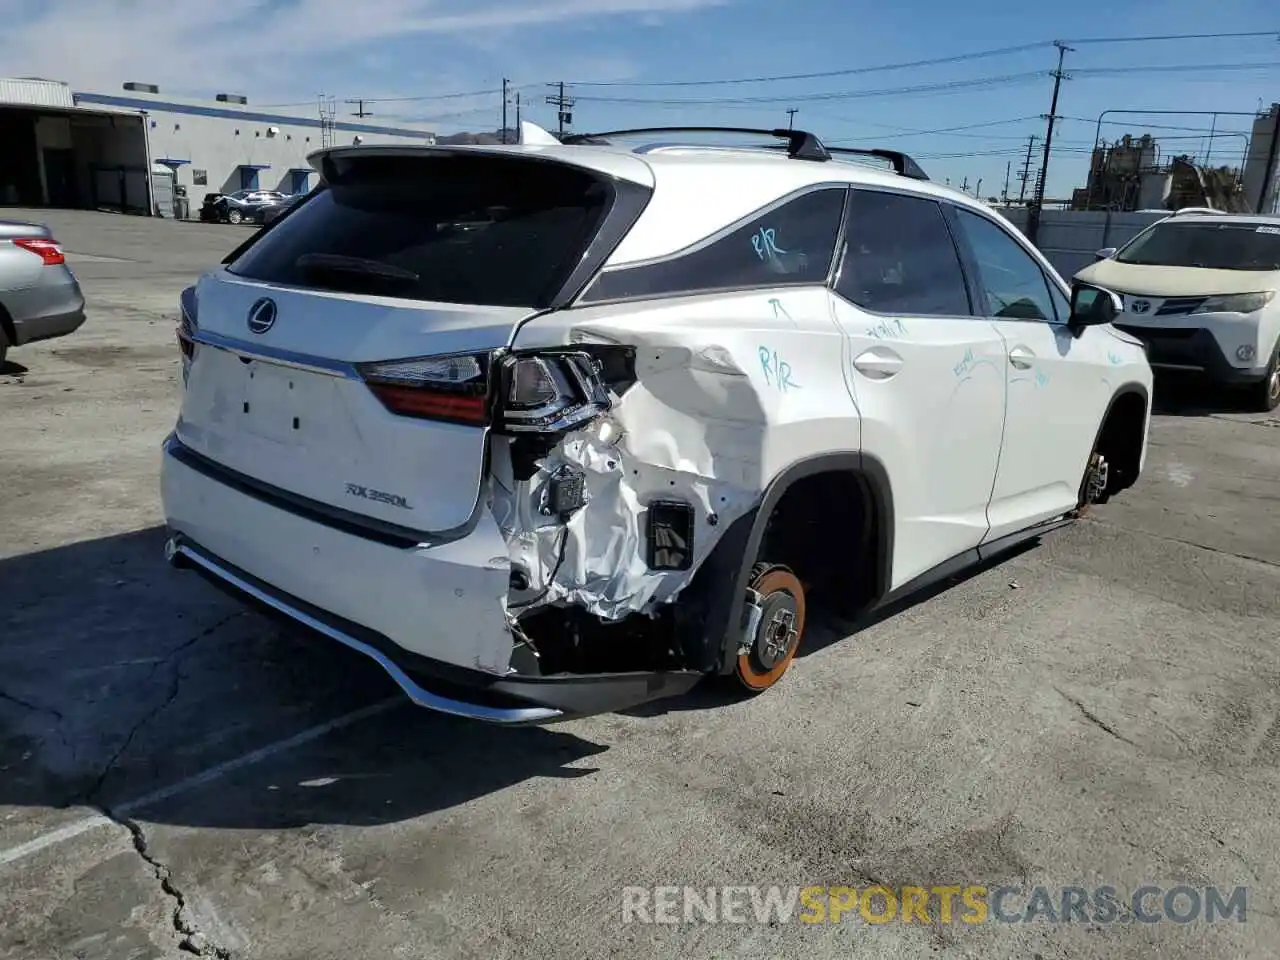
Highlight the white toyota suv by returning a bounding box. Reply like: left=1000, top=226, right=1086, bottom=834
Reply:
left=1077, top=208, right=1280, bottom=411
left=161, top=122, right=1152, bottom=723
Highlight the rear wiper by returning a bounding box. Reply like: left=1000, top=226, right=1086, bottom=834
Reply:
left=295, top=253, right=419, bottom=284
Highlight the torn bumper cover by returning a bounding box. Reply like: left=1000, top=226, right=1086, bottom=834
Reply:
left=165, top=534, right=702, bottom=724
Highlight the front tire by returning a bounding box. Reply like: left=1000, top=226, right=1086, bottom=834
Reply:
left=1245, top=340, right=1280, bottom=413
left=226, top=208, right=243, bottom=225
left=734, top=563, right=807, bottom=693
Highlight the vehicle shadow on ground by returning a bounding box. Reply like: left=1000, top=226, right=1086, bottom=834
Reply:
left=1151, top=373, right=1257, bottom=417
left=625, top=540, right=1038, bottom=718
left=0, top=358, right=30, bottom=376
left=0, top=526, right=608, bottom=832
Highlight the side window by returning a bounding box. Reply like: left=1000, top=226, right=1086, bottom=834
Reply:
left=835, top=190, right=971, bottom=316
left=581, top=188, right=845, bottom=303
left=953, top=208, right=1058, bottom=322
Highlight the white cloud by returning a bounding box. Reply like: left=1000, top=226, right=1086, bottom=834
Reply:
left=0, top=0, right=725, bottom=100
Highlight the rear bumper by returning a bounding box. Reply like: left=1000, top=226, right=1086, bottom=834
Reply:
left=1114, top=322, right=1270, bottom=385
left=160, top=435, right=701, bottom=723
left=5, top=269, right=85, bottom=345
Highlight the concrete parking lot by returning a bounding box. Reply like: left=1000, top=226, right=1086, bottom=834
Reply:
left=2, top=209, right=1278, bottom=960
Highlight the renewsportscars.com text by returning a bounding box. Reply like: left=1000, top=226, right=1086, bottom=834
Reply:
left=621, top=884, right=1248, bottom=925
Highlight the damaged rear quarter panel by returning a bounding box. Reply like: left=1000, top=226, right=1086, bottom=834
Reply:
left=491, top=288, right=861, bottom=621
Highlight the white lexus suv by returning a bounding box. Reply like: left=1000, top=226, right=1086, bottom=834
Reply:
left=161, top=122, right=1152, bottom=723
left=1077, top=208, right=1280, bottom=411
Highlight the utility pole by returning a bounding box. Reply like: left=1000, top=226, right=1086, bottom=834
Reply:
left=1257, top=104, right=1280, bottom=214
left=516, top=91, right=522, bottom=131
left=786, top=108, right=798, bottom=130
left=546, top=82, right=575, bottom=138
left=346, top=98, right=371, bottom=118
left=1027, top=40, right=1072, bottom=244
left=1003, top=161, right=1012, bottom=202
left=501, top=78, right=509, bottom=144
left=1018, top=134, right=1038, bottom=202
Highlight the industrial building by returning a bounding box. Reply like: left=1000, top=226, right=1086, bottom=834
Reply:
left=0, top=78, right=436, bottom=217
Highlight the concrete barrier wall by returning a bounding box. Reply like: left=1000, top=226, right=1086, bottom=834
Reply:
left=999, top=208, right=1167, bottom=279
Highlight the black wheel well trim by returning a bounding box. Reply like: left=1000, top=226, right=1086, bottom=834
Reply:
left=1092, top=381, right=1150, bottom=455
left=707, top=450, right=895, bottom=674
left=1083, top=381, right=1150, bottom=496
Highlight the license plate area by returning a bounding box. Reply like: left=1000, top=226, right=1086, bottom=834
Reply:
left=241, top=359, right=308, bottom=443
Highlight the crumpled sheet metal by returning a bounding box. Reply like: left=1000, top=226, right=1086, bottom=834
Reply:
left=490, top=413, right=757, bottom=621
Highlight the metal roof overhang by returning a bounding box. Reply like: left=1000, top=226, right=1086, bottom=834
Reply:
left=237, top=163, right=272, bottom=170
left=0, top=101, right=144, bottom=123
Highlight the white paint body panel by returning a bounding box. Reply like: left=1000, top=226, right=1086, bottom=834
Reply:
left=178, top=269, right=529, bottom=532
left=829, top=299, right=1006, bottom=588
left=161, top=451, right=515, bottom=675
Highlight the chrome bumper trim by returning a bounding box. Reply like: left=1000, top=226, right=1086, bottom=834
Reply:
left=167, top=539, right=563, bottom=725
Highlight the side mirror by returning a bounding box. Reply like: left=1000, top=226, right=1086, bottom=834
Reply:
left=1068, top=282, right=1123, bottom=335
left=1094, top=247, right=1117, bottom=261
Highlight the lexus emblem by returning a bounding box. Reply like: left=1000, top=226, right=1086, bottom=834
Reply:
left=247, top=297, right=277, bottom=334
left=1130, top=299, right=1151, bottom=315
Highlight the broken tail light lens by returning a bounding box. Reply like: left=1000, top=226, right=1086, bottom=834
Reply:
left=13, top=237, right=65, bottom=265
left=177, top=286, right=198, bottom=383
left=496, top=353, right=610, bottom=434
left=357, top=353, right=491, bottom=426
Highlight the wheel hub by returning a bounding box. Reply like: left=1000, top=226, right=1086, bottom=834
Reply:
left=1085, top=453, right=1109, bottom=504
left=753, top=592, right=799, bottom=670
left=1268, top=366, right=1280, bottom=405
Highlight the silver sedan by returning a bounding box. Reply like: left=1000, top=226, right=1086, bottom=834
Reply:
left=0, top=219, right=86, bottom=367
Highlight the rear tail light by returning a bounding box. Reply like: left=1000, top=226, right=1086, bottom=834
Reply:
left=358, top=353, right=491, bottom=426
left=13, top=237, right=65, bottom=265
left=177, top=286, right=198, bottom=382
left=496, top=353, right=610, bottom=434
left=356, top=349, right=614, bottom=433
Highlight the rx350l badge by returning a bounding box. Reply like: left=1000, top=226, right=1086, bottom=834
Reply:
left=247, top=297, right=277, bottom=334
left=345, top=482, right=412, bottom=510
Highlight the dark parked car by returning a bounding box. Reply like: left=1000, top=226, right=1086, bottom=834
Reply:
left=260, top=192, right=309, bottom=226
left=201, top=190, right=291, bottom=225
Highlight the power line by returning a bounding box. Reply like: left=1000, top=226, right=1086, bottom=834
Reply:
left=573, top=70, right=1050, bottom=106
left=1072, top=61, right=1280, bottom=76
left=564, top=30, right=1278, bottom=90
left=567, top=41, right=1053, bottom=87
left=1066, top=29, right=1280, bottom=45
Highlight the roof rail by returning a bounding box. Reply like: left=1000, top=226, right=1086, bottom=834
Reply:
left=562, top=126, right=830, bottom=161
left=560, top=126, right=928, bottom=179
left=826, top=146, right=929, bottom=181
left=1169, top=206, right=1220, bottom=216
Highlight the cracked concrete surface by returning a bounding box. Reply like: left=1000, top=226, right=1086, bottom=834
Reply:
left=2, top=210, right=1279, bottom=959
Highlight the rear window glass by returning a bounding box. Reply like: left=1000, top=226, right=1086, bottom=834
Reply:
left=1116, top=222, right=1280, bottom=271
left=227, top=154, right=614, bottom=308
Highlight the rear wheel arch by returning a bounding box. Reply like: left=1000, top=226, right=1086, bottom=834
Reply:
left=684, top=452, right=895, bottom=676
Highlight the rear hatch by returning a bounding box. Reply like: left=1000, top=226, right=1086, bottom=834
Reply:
left=177, top=148, right=652, bottom=535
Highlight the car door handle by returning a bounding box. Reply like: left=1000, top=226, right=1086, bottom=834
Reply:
left=852, top=347, right=904, bottom=379
left=1008, top=346, right=1035, bottom=370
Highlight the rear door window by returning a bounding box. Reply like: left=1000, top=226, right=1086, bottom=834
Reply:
left=581, top=187, right=846, bottom=303
left=835, top=190, right=972, bottom=316
left=227, top=154, right=617, bottom=308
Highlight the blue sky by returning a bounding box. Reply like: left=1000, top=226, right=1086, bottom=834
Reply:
left=2, top=0, right=1277, bottom=196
